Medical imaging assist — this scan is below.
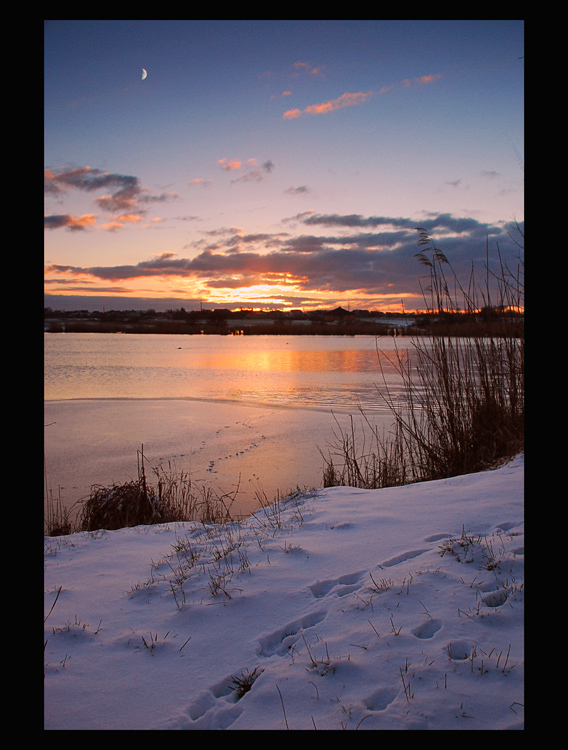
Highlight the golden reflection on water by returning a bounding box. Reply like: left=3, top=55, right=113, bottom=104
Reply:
left=175, top=344, right=401, bottom=374
left=44, top=334, right=408, bottom=408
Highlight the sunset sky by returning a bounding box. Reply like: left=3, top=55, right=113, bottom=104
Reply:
left=44, top=20, right=524, bottom=312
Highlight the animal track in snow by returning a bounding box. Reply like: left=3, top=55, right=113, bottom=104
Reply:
left=363, top=685, right=399, bottom=712
left=480, top=588, right=510, bottom=608
left=446, top=639, right=475, bottom=661
left=424, top=533, right=449, bottom=543
left=411, top=618, right=442, bottom=639
left=256, top=610, right=326, bottom=657
left=308, top=571, right=366, bottom=599
left=494, top=521, right=516, bottom=532
left=183, top=677, right=244, bottom=729
left=379, top=548, right=429, bottom=568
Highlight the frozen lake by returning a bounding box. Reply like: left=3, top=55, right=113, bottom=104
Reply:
left=44, top=333, right=410, bottom=521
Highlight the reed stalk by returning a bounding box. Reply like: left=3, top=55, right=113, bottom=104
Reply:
left=322, top=229, right=524, bottom=487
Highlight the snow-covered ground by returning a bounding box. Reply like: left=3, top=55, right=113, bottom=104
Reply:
left=44, top=455, right=524, bottom=730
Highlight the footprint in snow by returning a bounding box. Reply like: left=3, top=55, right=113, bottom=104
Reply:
left=182, top=678, right=244, bottom=729
left=379, top=549, right=429, bottom=568
left=424, top=533, right=450, bottom=543
left=308, top=571, right=365, bottom=599
left=480, top=588, right=509, bottom=608
left=256, top=610, right=326, bottom=657
left=364, top=685, right=399, bottom=712
left=446, top=639, right=475, bottom=660
left=411, top=618, right=442, bottom=639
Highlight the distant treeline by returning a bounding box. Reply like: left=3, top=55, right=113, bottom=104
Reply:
left=43, top=306, right=523, bottom=337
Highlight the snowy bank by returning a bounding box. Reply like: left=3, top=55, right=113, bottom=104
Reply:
left=44, top=455, right=524, bottom=730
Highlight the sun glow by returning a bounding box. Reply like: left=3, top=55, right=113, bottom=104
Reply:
left=206, top=283, right=304, bottom=310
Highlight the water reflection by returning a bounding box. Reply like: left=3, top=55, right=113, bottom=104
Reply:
left=44, top=333, right=407, bottom=411
left=44, top=334, right=410, bottom=522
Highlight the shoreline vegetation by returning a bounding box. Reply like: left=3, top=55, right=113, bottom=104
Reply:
left=44, top=309, right=523, bottom=338
left=322, top=233, right=523, bottom=489
left=45, top=232, right=524, bottom=536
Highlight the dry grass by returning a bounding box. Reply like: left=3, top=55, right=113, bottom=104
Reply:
left=77, top=451, right=236, bottom=532
left=45, top=447, right=237, bottom=535
left=322, top=229, right=524, bottom=488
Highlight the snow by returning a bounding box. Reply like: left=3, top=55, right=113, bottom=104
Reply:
left=44, top=455, right=524, bottom=730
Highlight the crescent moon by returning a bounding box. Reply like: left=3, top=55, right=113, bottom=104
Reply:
left=141, top=68, right=147, bottom=80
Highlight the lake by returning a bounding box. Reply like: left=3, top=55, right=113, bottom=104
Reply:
left=44, top=333, right=411, bottom=521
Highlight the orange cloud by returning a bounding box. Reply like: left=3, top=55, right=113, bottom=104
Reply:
left=293, top=61, right=324, bottom=76
left=418, top=74, right=442, bottom=84
left=283, top=74, right=442, bottom=120
left=402, top=73, right=443, bottom=87
left=283, top=90, right=373, bottom=119
left=115, top=214, right=144, bottom=223
left=69, top=214, right=97, bottom=229
left=44, top=213, right=98, bottom=231
left=99, top=214, right=143, bottom=232
left=218, top=158, right=242, bottom=171
left=282, top=108, right=302, bottom=120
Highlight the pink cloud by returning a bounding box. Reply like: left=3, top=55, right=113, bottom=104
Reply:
left=283, top=91, right=373, bottom=119
left=402, top=73, right=443, bottom=87
left=293, top=61, right=324, bottom=76
left=283, top=74, right=442, bottom=120
left=69, top=214, right=97, bottom=229
left=44, top=213, right=97, bottom=231
left=100, top=214, right=144, bottom=232
left=282, top=108, right=302, bottom=120
left=218, top=158, right=242, bottom=171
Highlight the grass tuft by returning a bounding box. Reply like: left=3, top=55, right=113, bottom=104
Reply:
left=46, top=446, right=237, bottom=534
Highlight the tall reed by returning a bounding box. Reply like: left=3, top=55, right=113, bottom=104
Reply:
left=322, top=230, right=524, bottom=487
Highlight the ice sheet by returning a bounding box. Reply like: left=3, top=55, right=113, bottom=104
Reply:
left=44, top=398, right=394, bottom=520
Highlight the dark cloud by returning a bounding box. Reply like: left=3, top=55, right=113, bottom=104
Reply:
left=44, top=214, right=73, bottom=230
left=301, top=212, right=486, bottom=236
left=44, top=166, right=178, bottom=226
left=44, top=213, right=97, bottom=231
left=285, top=186, right=310, bottom=195
left=44, top=167, right=139, bottom=196
left=230, top=159, right=275, bottom=183
left=45, top=212, right=523, bottom=307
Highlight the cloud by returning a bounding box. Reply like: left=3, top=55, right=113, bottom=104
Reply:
left=284, top=91, right=373, bottom=120
left=189, top=178, right=212, bottom=187
left=99, top=214, right=145, bottom=232
left=233, top=159, right=275, bottom=183
left=401, top=73, right=443, bottom=87
left=44, top=166, right=178, bottom=230
left=45, top=212, right=523, bottom=305
left=285, top=186, right=310, bottom=195
left=44, top=213, right=97, bottom=231
left=218, top=158, right=275, bottom=183
left=44, top=166, right=139, bottom=197
left=218, top=158, right=242, bottom=171
left=95, top=191, right=139, bottom=213
left=283, top=73, right=442, bottom=119
left=293, top=61, right=324, bottom=76
left=300, top=212, right=485, bottom=237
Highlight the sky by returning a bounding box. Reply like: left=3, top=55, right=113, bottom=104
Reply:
left=44, top=20, right=524, bottom=313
